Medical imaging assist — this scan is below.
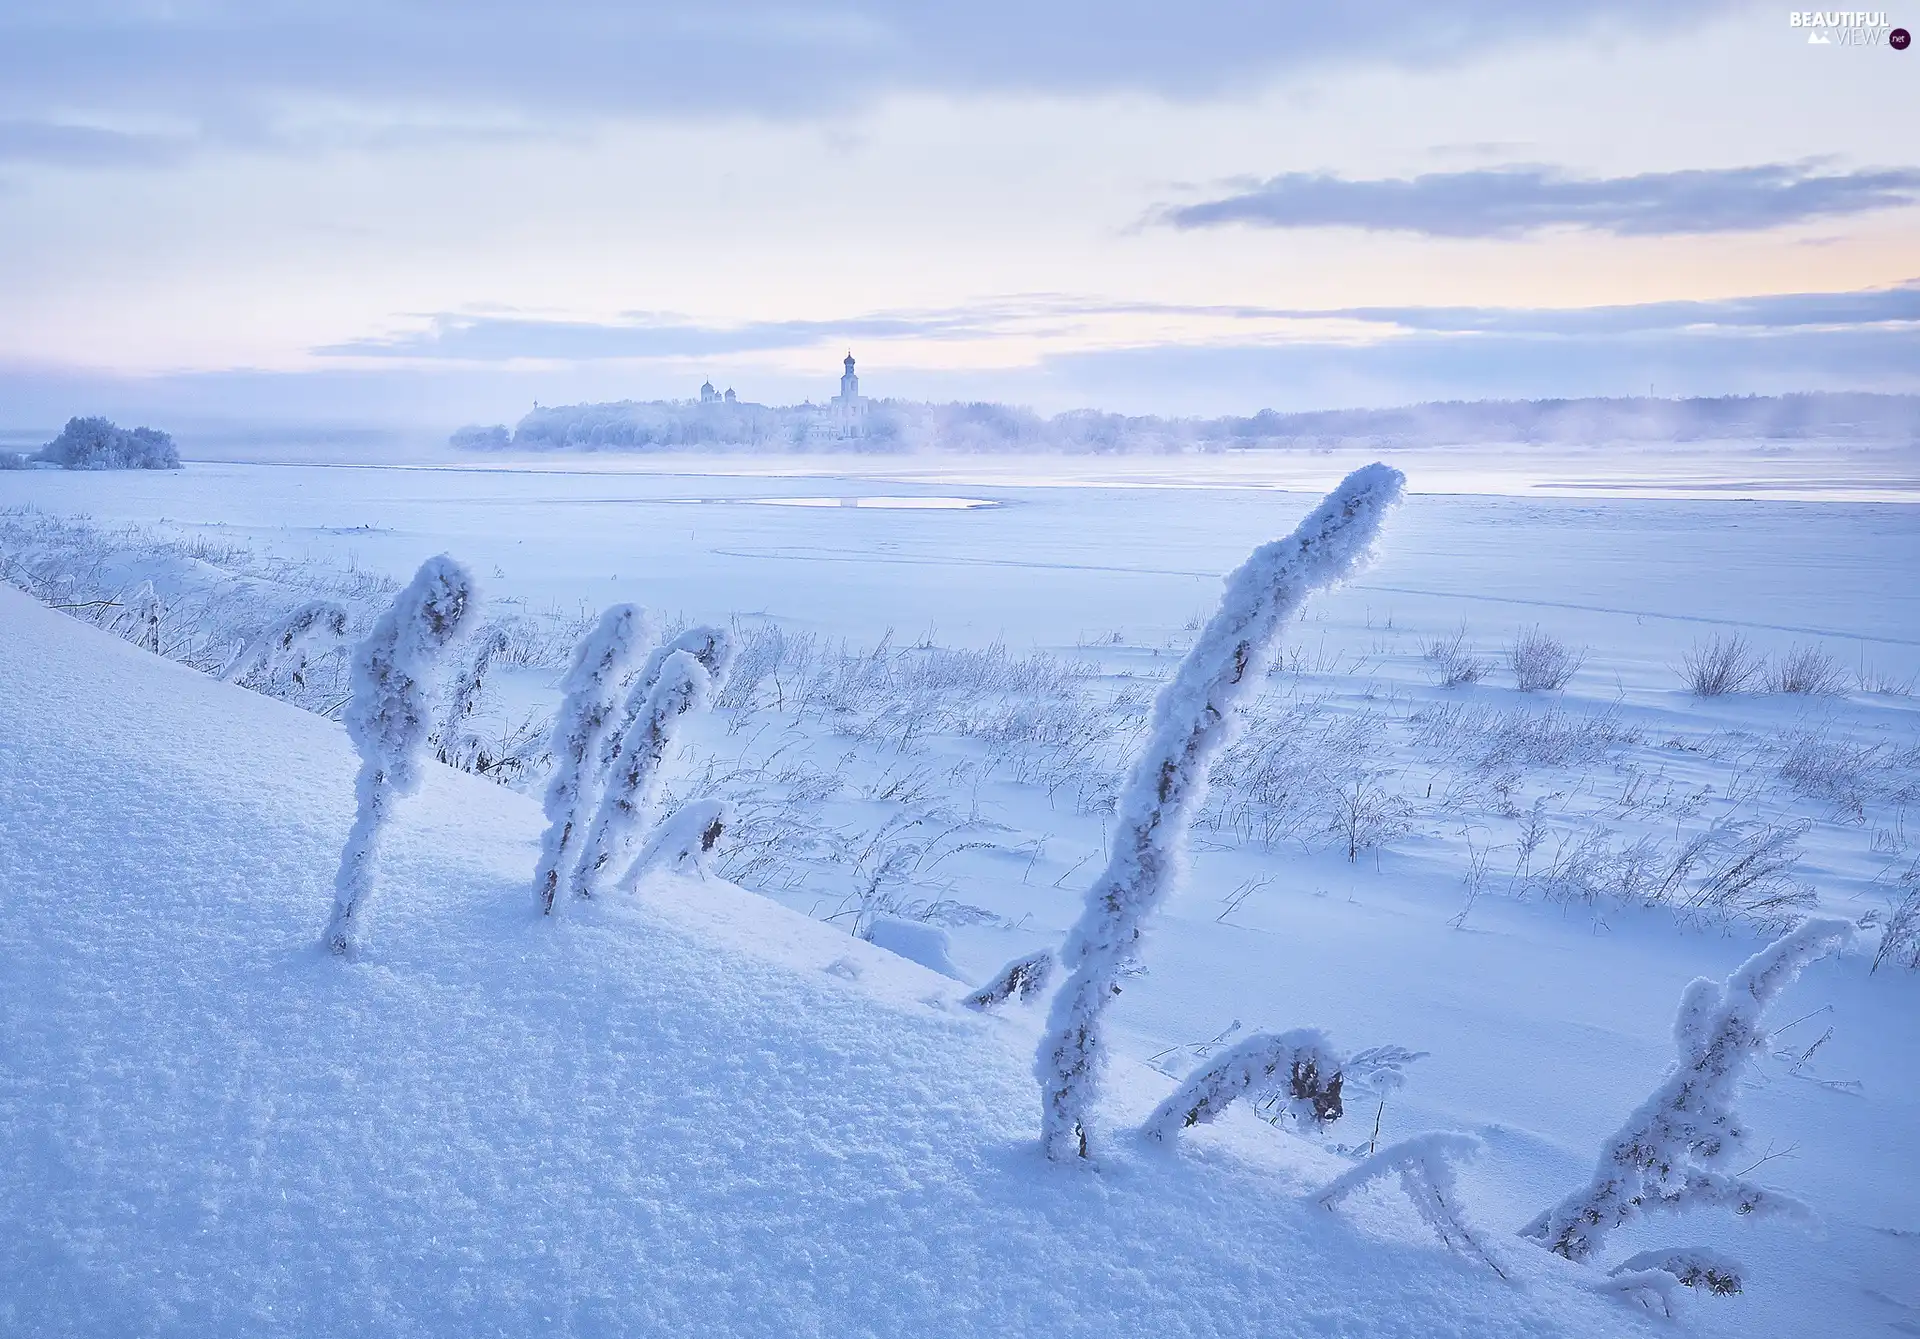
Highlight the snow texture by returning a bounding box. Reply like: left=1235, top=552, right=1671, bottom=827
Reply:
left=322, top=555, right=477, bottom=956
left=570, top=640, right=727, bottom=901
left=1034, top=461, right=1406, bottom=1160
left=221, top=598, right=349, bottom=689
left=533, top=603, right=650, bottom=914
left=620, top=797, right=732, bottom=883
left=865, top=916, right=966, bottom=981
left=1321, top=1132, right=1505, bottom=1277
left=1520, top=917, right=1854, bottom=1263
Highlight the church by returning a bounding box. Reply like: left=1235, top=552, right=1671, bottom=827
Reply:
left=830, top=352, right=868, bottom=437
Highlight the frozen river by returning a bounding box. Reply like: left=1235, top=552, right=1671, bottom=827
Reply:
left=4, top=455, right=1917, bottom=685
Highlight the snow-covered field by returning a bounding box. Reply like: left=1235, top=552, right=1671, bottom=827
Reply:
left=3, top=452, right=1917, bottom=1337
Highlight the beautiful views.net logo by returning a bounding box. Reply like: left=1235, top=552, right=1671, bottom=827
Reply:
left=1788, top=10, right=1909, bottom=46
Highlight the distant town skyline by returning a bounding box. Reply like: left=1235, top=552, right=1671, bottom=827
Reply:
left=1, top=2, right=1915, bottom=427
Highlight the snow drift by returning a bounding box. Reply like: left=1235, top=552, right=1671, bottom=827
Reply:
left=0, top=584, right=1642, bottom=1337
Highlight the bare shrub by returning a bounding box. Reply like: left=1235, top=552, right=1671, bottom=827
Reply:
left=1507, top=625, right=1583, bottom=692
left=1769, top=644, right=1845, bottom=695
left=1424, top=626, right=1490, bottom=688
left=1679, top=634, right=1764, bottom=697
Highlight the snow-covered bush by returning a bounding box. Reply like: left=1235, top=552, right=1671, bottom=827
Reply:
left=1769, top=644, right=1845, bottom=695
left=1507, top=626, right=1583, bottom=692
left=0, top=449, right=27, bottom=470
left=323, top=555, right=479, bottom=957
left=1520, top=917, right=1853, bottom=1265
left=1424, top=627, right=1489, bottom=688
left=965, top=950, right=1056, bottom=1011
left=1679, top=634, right=1765, bottom=696
left=1034, top=462, right=1406, bottom=1162
left=570, top=636, right=731, bottom=901
left=1321, top=1133, right=1503, bottom=1276
left=222, top=599, right=349, bottom=691
left=533, top=605, right=651, bottom=914
left=35, top=416, right=181, bottom=470
left=1140, top=1028, right=1419, bottom=1142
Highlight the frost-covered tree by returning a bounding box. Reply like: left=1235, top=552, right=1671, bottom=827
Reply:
left=569, top=639, right=730, bottom=901
left=1033, top=463, right=1406, bottom=1161
left=1520, top=918, right=1853, bottom=1266
left=533, top=604, right=651, bottom=914
left=1321, top=1133, right=1504, bottom=1277
left=1140, top=1029, right=1419, bottom=1143
left=322, top=555, right=478, bottom=957
left=36, top=416, right=182, bottom=470
left=223, top=599, right=349, bottom=691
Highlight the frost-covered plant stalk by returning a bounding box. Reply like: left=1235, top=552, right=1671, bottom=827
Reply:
left=965, top=949, right=1056, bottom=1012
left=570, top=635, right=731, bottom=900
left=623, top=798, right=733, bottom=882
left=1321, top=1133, right=1504, bottom=1277
left=1140, top=1028, right=1419, bottom=1142
left=1034, top=463, right=1406, bottom=1161
left=1520, top=917, right=1853, bottom=1264
left=129, top=580, right=163, bottom=653
left=600, top=626, right=738, bottom=773
left=322, top=555, right=477, bottom=957
left=534, top=604, right=650, bottom=914
left=222, top=599, right=349, bottom=689
left=431, top=624, right=510, bottom=770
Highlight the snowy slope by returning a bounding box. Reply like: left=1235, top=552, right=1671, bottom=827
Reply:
left=0, top=585, right=1640, bottom=1337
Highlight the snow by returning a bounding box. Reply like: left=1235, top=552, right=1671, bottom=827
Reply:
left=0, top=586, right=1638, bottom=1336
left=3, top=450, right=1918, bottom=1336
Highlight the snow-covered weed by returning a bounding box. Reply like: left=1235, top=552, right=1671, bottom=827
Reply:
left=1037, top=463, right=1406, bottom=1162
left=1679, top=634, right=1766, bottom=697
left=1870, top=855, right=1920, bottom=973
left=1508, top=626, right=1584, bottom=692
left=1769, top=644, right=1845, bottom=696
left=1424, top=627, right=1490, bottom=688
left=1321, top=1133, right=1504, bottom=1277
left=324, top=556, right=479, bottom=957
left=1521, top=919, right=1852, bottom=1268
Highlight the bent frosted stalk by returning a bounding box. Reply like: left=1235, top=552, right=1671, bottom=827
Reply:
left=1033, top=463, right=1406, bottom=1161
left=535, top=604, right=650, bottom=914
left=323, top=555, right=477, bottom=957
left=569, top=641, right=726, bottom=901
left=1520, top=917, right=1852, bottom=1263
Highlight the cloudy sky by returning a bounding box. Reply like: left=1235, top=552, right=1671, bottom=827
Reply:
left=2, top=0, right=1916, bottom=427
